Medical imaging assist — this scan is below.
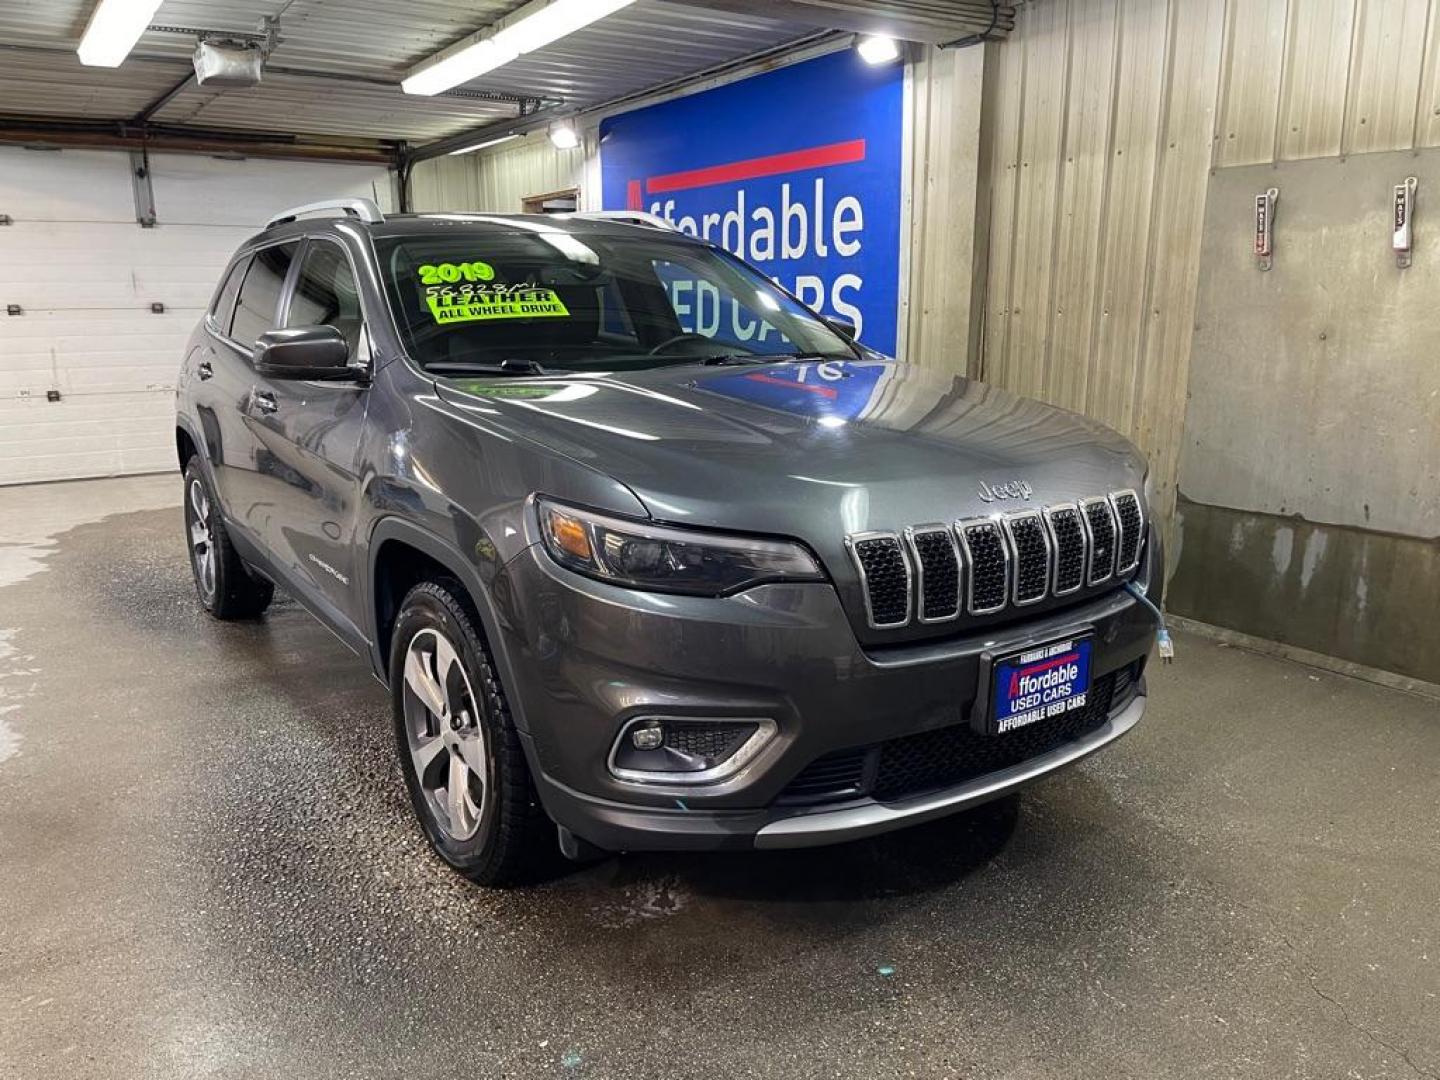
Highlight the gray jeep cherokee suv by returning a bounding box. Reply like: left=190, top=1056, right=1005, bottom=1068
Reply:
left=175, top=198, right=1162, bottom=885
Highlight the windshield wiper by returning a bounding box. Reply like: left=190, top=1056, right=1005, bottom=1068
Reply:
left=425, top=357, right=549, bottom=376
left=695, top=353, right=776, bottom=366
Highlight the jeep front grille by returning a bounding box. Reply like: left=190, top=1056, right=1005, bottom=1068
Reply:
left=847, top=489, right=1145, bottom=630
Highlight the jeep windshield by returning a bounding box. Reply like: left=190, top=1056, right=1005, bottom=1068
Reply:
left=374, top=225, right=855, bottom=374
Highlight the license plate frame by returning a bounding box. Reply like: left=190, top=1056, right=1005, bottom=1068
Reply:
left=980, top=633, right=1095, bottom=736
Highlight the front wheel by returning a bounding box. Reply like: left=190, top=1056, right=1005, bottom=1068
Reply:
left=390, top=580, right=551, bottom=886
left=182, top=457, right=273, bottom=619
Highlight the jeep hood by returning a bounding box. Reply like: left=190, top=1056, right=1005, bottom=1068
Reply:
left=434, top=359, right=1145, bottom=539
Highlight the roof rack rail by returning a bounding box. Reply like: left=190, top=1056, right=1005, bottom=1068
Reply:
left=568, top=210, right=675, bottom=231
left=266, top=197, right=385, bottom=229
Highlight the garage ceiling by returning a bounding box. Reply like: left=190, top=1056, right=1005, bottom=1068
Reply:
left=0, top=0, right=1012, bottom=160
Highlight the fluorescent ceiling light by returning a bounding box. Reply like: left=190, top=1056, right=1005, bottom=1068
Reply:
left=77, top=0, right=164, bottom=67
left=856, top=35, right=900, bottom=66
left=403, top=0, right=638, bottom=96
left=448, top=133, right=522, bottom=156
left=549, top=122, right=580, bottom=150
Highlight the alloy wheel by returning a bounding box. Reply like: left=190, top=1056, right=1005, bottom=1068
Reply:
left=188, top=478, right=216, bottom=600
left=401, top=627, right=488, bottom=841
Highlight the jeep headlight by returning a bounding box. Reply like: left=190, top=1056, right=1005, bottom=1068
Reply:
left=537, top=499, right=824, bottom=596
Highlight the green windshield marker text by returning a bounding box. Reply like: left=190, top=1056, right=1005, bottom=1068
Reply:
left=425, top=290, right=570, bottom=325
left=418, top=261, right=496, bottom=285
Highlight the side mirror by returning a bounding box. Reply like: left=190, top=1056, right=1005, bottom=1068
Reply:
left=253, top=326, right=357, bottom=381
left=826, top=316, right=858, bottom=341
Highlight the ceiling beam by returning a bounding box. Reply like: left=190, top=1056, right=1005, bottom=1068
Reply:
left=667, top=1, right=1013, bottom=45
left=0, top=116, right=398, bottom=165
left=132, top=71, right=194, bottom=123
left=405, top=102, right=569, bottom=163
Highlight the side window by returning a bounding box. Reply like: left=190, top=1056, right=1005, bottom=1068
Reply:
left=209, top=257, right=248, bottom=336
left=285, top=241, right=365, bottom=355
left=230, top=242, right=299, bottom=349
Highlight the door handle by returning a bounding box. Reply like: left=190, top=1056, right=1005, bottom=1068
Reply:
left=251, top=389, right=278, bottom=415
left=197, top=361, right=214, bottom=381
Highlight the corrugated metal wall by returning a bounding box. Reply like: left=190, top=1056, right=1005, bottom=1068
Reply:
left=902, top=46, right=988, bottom=367
left=410, top=134, right=587, bottom=214
left=979, top=0, right=1440, bottom=531
left=982, top=0, right=1226, bottom=534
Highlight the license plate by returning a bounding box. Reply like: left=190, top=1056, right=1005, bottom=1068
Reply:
left=990, top=636, right=1093, bottom=735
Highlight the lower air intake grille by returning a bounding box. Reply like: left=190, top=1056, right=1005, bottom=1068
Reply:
left=872, top=673, right=1115, bottom=801
left=1048, top=506, right=1086, bottom=594
left=910, top=528, right=961, bottom=621
left=851, top=535, right=910, bottom=627
left=1112, top=490, right=1143, bottom=572
left=1005, top=513, right=1050, bottom=604
left=962, top=521, right=1009, bottom=613
left=1111, top=658, right=1143, bottom=711
left=1083, top=499, right=1117, bottom=584
left=774, top=673, right=1118, bottom=806
left=775, top=748, right=868, bottom=805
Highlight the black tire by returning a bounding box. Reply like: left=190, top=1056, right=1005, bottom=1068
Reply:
left=389, top=579, right=551, bottom=886
left=182, top=457, right=274, bottom=620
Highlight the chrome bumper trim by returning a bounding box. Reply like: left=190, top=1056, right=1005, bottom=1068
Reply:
left=754, top=693, right=1146, bottom=849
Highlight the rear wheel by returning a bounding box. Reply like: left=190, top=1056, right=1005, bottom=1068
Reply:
left=183, top=457, right=273, bottom=619
left=390, top=579, right=551, bottom=886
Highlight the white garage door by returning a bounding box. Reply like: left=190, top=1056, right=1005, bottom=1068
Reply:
left=0, top=148, right=396, bottom=486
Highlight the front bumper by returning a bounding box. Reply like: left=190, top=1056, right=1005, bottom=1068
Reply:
left=494, top=529, right=1163, bottom=853
left=523, top=691, right=1145, bottom=851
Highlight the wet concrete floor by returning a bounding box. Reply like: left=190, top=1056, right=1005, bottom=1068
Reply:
left=1, top=476, right=1436, bottom=1079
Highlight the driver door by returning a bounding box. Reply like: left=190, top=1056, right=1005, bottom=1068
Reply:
left=244, top=236, right=372, bottom=645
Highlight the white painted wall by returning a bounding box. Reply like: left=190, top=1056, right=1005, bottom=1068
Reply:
left=0, top=149, right=395, bottom=486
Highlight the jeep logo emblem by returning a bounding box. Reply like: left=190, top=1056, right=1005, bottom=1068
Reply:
left=978, top=479, right=1033, bottom=503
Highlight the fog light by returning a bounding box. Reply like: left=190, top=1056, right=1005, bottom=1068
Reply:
left=609, top=717, right=777, bottom=785
left=631, top=721, right=664, bottom=751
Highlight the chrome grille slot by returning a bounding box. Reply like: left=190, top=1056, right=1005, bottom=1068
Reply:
left=959, top=520, right=1009, bottom=615
left=1111, top=489, right=1143, bottom=574
left=1045, top=504, right=1087, bottom=595
left=1003, top=511, right=1051, bottom=605
left=1081, top=497, right=1117, bottom=585
left=907, top=526, right=962, bottom=623
left=848, top=533, right=911, bottom=628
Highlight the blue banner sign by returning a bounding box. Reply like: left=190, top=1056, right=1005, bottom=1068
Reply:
left=600, top=50, right=905, bottom=354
